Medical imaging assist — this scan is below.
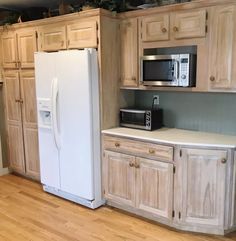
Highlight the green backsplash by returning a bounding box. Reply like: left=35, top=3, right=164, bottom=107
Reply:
left=135, top=90, right=236, bottom=136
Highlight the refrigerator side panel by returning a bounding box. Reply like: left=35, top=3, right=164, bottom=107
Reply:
left=56, top=50, right=94, bottom=200
left=34, top=52, right=60, bottom=189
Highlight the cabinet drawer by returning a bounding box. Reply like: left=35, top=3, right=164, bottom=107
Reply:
left=103, top=136, right=173, bottom=162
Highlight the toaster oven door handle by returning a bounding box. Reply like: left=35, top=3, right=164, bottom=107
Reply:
left=120, top=109, right=146, bottom=114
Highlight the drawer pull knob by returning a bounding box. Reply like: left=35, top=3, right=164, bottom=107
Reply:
left=129, top=162, right=134, bottom=167
left=149, top=149, right=155, bottom=154
left=162, top=27, right=167, bottom=33
left=210, top=76, right=215, bottom=82
left=221, top=158, right=227, bottom=164
left=173, top=26, right=179, bottom=32
left=115, top=142, right=120, bottom=147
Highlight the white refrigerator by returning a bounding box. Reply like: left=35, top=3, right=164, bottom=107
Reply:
left=34, top=49, right=104, bottom=209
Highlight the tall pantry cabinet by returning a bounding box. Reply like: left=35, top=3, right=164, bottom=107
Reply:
left=1, top=27, right=40, bottom=180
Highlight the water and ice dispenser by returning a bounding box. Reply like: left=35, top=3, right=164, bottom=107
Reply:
left=38, top=99, right=52, bottom=128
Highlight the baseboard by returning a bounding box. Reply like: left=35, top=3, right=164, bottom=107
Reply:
left=0, top=167, right=10, bottom=176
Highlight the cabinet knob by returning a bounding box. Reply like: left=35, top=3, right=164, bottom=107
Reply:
left=210, top=76, right=215, bottom=82
left=115, top=142, right=120, bottom=147
left=162, top=27, right=167, bottom=33
left=149, top=149, right=155, bottom=154
left=134, top=163, right=140, bottom=168
left=129, top=162, right=134, bottom=167
left=173, top=26, right=179, bottom=32
left=221, top=158, right=227, bottom=164
left=131, top=76, right=136, bottom=81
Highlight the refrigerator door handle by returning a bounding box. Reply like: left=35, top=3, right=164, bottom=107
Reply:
left=51, top=77, right=61, bottom=149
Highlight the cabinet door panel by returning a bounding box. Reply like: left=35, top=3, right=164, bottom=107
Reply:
left=39, top=25, right=66, bottom=51
left=104, top=151, right=136, bottom=206
left=180, top=148, right=227, bottom=227
left=2, top=33, right=18, bottom=69
left=208, top=5, right=236, bottom=90
left=17, top=30, right=37, bottom=68
left=67, top=21, right=97, bottom=49
left=172, top=9, right=206, bottom=39
left=8, top=124, right=25, bottom=173
left=120, top=18, right=138, bottom=87
left=136, top=157, right=173, bottom=220
left=141, top=14, right=169, bottom=42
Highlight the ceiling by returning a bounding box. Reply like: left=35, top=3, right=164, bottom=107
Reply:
left=0, top=0, right=81, bottom=10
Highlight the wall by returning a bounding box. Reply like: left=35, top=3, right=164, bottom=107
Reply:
left=135, top=90, right=236, bottom=136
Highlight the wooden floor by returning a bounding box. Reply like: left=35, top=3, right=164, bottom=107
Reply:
left=0, top=175, right=236, bottom=241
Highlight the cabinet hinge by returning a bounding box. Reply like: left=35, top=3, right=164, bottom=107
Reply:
left=103, top=189, right=106, bottom=195
left=180, top=149, right=182, bottom=157
left=178, top=212, right=181, bottom=219
left=205, top=25, right=208, bottom=33
left=97, top=37, right=99, bottom=45
left=173, top=166, right=176, bottom=174
left=35, top=31, right=38, bottom=39
left=172, top=210, right=175, bottom=218
left=141, top=33, right=142, bottom=39
left=206, top=11, right=208, bottom=20
left=96, top=22, right=99, bottom=31
left=141, top=21, right=142, bottom=28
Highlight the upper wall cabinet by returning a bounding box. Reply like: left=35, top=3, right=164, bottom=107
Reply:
left=208, top=5, right=236, bottom=91
left=2, top=29, right=37, bottom=69
left=141, top=14, right=169, bottom=42
left=67, top=20, right=98, bottom=49
left=17, top=30, right=38, bottom=68
left=171, top=9, right=207, bottom=39
left=38, top=24, right=67, bottom=51
left=120, top=18, right=138, bottom=87
left=1, top=31, right=18, bottom=69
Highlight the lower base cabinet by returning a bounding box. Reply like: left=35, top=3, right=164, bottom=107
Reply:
left=102, top=134, right=236, bottom=235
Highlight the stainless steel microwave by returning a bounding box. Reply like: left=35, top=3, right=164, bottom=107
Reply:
left=120, top=108, right=163, bottom=131
left=140, top=54, right=196, bottom=87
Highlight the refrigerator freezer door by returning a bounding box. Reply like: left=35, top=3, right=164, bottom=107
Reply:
left=56, top=50, right=95, bottom=200
left=34, top=52, right=60, bottom=189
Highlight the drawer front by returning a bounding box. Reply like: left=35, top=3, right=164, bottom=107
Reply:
left=103, top=136, right=173, bottom=162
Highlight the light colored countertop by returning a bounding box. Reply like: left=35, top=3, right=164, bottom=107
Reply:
left=102, top=127, right=236, bottom=148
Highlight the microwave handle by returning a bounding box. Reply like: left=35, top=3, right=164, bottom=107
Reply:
left=174, top=60, right=180, bottom=81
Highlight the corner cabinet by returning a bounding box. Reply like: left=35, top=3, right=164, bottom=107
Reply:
left=208, top=5, right=236, bottom=91
left=175, top=148, right=228, bottom=231
left=120, top=18, right=138, bottom=87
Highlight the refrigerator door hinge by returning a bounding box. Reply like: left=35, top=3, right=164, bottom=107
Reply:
left=173, top=166, right=176, bottom=174
left=172, top=210, right=175, bottom=218
left=180, top=149, right=182, bottom=157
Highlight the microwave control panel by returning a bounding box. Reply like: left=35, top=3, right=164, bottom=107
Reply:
left=179, top=54, right=190, bottom=86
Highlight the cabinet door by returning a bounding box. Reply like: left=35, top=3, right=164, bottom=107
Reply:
left=38, top=25, right=66, bottom=51
left=120, top=18, right=138, bottom=87
left=1, top=32, right=18, bottom=69
left=136, top=157, right=173, bottom=220
left=141, top=14, right=169, bottom=42
left=4, top=71, right=25, bottom=173
left=172, top=9, right=207, bottom=39
left=104, top=151, right=136, bottom=207
left=179, top=148, right=227, bottom=227
left=20, top=71, right=40, bottom=179
left=67, top=21, right=97, bottom=49
left=17, top=30, right=38, bottom=68
left=208, top=5, right=236, bottom=90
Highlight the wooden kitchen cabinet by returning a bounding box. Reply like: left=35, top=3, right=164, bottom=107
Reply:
left=208, top=5, right=236, bottom=90
left=120, top=18, right=138, bottom=87
left=176, top=148, right=228, bottom=228
left=4, top=70, right=40, bottom=180
left=4, top=71, right=25, bottom=173
left=103, top=151, right=136, bottom=207
left=141, top=14, right=170, bottom=42
left=67, top=20, right=98, bottom=49
left=171, top=9, right=207, bottom=39
left=17, top=30, right=38, bottom=68
left=38, top=24, right=67, bottom=51
left=1, top=32, right=18, bottom=69
left=136, top=157, right=173, bottom=220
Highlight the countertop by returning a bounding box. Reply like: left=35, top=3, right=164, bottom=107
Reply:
left=102, top=127, right=236, bottom=148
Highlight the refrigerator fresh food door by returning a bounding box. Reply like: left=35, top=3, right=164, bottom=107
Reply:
left=56, top=50, right=96, bottom=200
left=34, top=52, right=61, bottom=190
